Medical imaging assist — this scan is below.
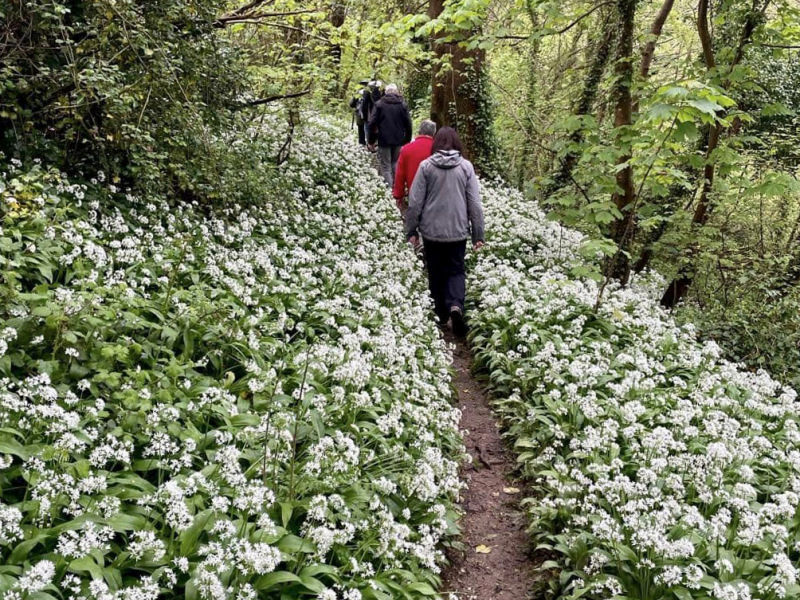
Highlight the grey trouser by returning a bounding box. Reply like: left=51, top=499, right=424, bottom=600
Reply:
left=377, top=145, right=401, bottom=186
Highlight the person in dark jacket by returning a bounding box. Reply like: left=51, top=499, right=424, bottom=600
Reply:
left=367, top=83, right=413, bottom=186
left=405, top=127, right=485, bottom=336
left=349, top=90, right=367, bottom=146
left=361, top=80, right=382, bottom=149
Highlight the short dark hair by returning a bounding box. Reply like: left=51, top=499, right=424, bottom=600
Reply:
left=431, top=126, right=463, bottom=154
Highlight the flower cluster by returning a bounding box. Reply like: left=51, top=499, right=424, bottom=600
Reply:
left=468, top=182, right=800, bottom=600
left=0, top=117, right=461, bottom=599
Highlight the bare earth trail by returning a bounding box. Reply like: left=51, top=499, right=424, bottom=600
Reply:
left=386, top=177, right=540, bottom=597
left=439, top=332, right=540, bottom=599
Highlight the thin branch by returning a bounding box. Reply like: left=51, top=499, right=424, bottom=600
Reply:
left=228, top=0, right=276, bottom=17
left=552, top=1, right=613, bottom=35
left=731, top=0, right=771, bottom=68
left=230, top=21, right=329, bottom=43
left=757, top=43, right=800, bottom=49
left=640, top=0, right=675, bottom=78
left=394, top=54, right=428, bottom=74
left=236, top=89, right=311, bottom=108
left=494, top=1, right=612, bottom=41
left=215, top=9, right=318, bottom=27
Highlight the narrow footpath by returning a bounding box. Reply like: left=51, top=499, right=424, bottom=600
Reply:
left=440, top=332, right=539, bottom=599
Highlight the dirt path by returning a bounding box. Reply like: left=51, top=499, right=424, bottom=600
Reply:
left=440, top=333, right=539, bottom=599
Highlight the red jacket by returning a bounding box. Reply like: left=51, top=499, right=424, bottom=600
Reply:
left=392, top=135, right=433, bottom=200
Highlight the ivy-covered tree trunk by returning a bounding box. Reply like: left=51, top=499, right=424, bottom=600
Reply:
left=546, top=15, right=615, bottom=195
left=519, top=4, right=541, bottom=186
left=606, top=0, right=637, bottom=283
left=429, top=0, right=497, bottom=175
left=405, top=59, right=432, bottom=115
left=328, top=1, right=347, bottom=97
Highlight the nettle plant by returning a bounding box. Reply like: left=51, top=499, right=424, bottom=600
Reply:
left=0, top=118, right=462, bottom=600
left=467, top=180, right=800, bottom=600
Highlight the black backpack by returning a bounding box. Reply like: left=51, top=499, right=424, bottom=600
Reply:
left=355, top=96, right=366, bottom=121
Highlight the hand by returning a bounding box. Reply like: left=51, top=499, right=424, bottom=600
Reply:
left=473, top=241, right=485, bottom=251
left=395, top=198, right=404, bottom=209
left=367, top=143, right=376, bottom=152
left=408, top=236, right=419, bottom=248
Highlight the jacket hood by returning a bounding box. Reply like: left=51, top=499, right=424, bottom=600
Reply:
left=380, top=93, right=404, bottom=104
left=428, top=150, right=463, bottom=169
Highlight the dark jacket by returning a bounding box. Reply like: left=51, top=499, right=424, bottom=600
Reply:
left=349, top=95, right=364, bottom=125
left=405, top=150, right=485, bottom=244
left=362, top=87, right=382, bottom=122
left=367, top=93, right=413, bottom=147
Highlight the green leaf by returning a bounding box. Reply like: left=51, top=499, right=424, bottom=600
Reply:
left=281, top=502, right=293, bottom=529
left=276, top=534, right=315, bottom=554
left=0, top=437, right=30, bottom=460
left=69, top=556, right=104, bottom=580
left=646, top=102, right=675, bottom=122
left=254, top=571, right=302, bottom=591
left=673, top=587, right=693, bottom=600
left=180, top=509, right=214, bottom=556
left=686, top=98, right=723, bottom=115
left=407, top=582, right=438, bottom=595
left=8, top=535, right=48, bottom=565
left=299, top=575, right=327, bottom=593
left=106, top=512, right=147, bottom=533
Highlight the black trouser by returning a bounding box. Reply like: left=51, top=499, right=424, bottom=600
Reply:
left=356, top=118, right=366, bottom=145
left=424, top=238, right=467, bottom=320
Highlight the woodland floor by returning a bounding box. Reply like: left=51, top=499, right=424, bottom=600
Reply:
left=439, top=331, right=541, bottom=599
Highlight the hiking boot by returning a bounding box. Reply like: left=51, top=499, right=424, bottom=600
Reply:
left=450, top=306, right=467, bottom=337
left=436, top=312, right=450, bottom=329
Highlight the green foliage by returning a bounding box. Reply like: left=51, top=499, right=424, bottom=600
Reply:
left=481, top=0, right=800, bottom=378
left=1, top=0, right=248, bottom=189
left=469, top=179, right=800, bottom=600
left=0, top=120, right=462, bottom=599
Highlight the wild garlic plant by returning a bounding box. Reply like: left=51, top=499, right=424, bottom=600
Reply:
left=0, top=117, right=463, bottom=600
left=469, top=182, right=800, bottom=600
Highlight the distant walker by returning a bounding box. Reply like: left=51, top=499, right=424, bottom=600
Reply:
left=367, top=83, right=413, bottom=187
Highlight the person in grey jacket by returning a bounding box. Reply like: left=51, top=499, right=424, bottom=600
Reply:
left=405, top=126, right=485, bottom=336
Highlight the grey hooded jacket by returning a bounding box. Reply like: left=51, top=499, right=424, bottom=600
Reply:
left=404, top=150, right=485, bottom=244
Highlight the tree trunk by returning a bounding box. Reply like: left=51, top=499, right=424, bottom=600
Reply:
left=660, top=0, right=769, bottom=307
left=640, top=0, right=675, bottom=78
left=520, top=4, right=541, bottom=185
left=546, top=17, right=615, bottom=194
left=429, top=0, right=497, bottom=175
left=606, top=0, right=637, bottom=283
left=632, top=0, right=675, bottom=113
left=328, top=2, right=346, bottom=97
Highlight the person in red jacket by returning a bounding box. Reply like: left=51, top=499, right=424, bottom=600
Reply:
left=392, top=120, right=436, bottom=211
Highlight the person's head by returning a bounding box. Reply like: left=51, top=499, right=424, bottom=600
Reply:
left=418, top=120, right=437, bottom=137
left=431, top=126, right=463, bottom=154
left=385, top=83, right=399, bottom=95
